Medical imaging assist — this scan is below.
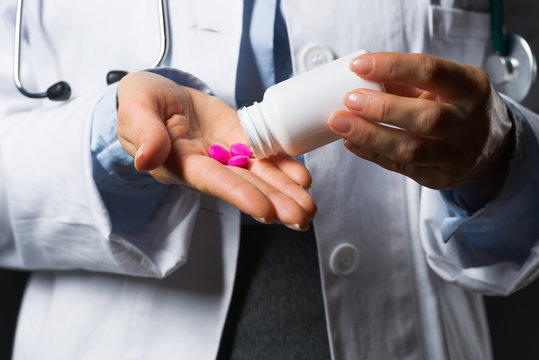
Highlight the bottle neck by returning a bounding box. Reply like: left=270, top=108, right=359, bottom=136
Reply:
left=238, top=102, right=280, bottom=158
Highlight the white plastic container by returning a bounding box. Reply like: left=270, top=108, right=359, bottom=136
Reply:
left=238, top=50, right=384, bottom=158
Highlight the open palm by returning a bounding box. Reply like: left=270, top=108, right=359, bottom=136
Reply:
left=117, top=72, right=316, bottom=229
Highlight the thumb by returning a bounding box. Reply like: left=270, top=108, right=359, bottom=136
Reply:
left=117, top=102, right=171, bottom=172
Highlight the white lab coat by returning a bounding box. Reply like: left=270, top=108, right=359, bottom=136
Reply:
left=0, top=0, right=538, bottom=359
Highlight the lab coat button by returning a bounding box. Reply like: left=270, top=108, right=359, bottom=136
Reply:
left=329, top=243, right=359, bottom=276
left=301, top=45, right=335, bottom=71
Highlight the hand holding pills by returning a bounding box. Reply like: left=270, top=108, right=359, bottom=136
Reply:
left=208, top=143, right=252, bottom=167
left=117, top=72, right=316, bottom=230
left=329, top=52, right=513, bottom=200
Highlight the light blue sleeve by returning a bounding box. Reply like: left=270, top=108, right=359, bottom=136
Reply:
left=90, top=69, right=211, bottom=231
left=440, top=99, right=539, bottom=262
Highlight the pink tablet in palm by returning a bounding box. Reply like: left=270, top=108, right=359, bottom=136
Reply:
left=229, top=143, right=252, bottom=158
left=227, top=155, right=250, bottom=167
left=208, top=144, right=230, bottom=164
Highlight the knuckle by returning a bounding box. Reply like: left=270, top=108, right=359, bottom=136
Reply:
left=386, top=57, right=398, bottom=79
left=465, top=65, right=491, bottom=101
left=421, top=57, right=441, bottom=83
left=359, top=149, right=378, bottom=162
left=418, top=105, right=443, bottom=134
left=388, top=161, right=407, bottom=174
left=475, top=68, right=492, bottom=100
left=395, top=140, right=421, bottom=164
left=472, top=66, right=491, bottom=87
left=357, top=126, right=377, bottom=148
left=377, top=96, right=393, bottom=122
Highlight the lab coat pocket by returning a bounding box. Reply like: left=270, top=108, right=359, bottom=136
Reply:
left=427, top=5, right=491, bottom=67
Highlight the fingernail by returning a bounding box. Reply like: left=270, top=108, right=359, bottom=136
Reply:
left=134, top=143, right=145, bottom=171
left=286, top=223, right=309, bottom=232
left=253, top=216, right=273, bottom=224
left=329, top=114, right=352, bottom=135
left=351, top=57, right=373, bottom=74
left=345, top=92, right=366, bottom=111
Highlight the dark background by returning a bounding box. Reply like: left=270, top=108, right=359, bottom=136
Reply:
left=1, top=1, right=538, bottom=359
left=504, top=0, right=539, bottom=113
left=483, top=1, right=539, bottom=360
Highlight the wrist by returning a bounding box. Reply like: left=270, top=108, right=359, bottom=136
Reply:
left=450, top=99, right=515, bottom=212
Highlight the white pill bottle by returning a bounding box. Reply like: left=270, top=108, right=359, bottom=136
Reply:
left=238, top=50, right=384, bottom=158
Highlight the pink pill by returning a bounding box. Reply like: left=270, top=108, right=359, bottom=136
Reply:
left=229, top=143, right=252, bottom=158
left=227, top=155, right=250, bottom=167
left=208, top=144, right=230, bottom=164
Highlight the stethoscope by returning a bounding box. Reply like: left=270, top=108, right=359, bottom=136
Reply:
left=13, top=0, right=537, bottom=102
left=483, top=0, right=537, bottom=102
left=13, top=0, right=169, bottom=101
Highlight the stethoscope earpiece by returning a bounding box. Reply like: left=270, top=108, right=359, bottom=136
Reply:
left=46, top=81, right=71, bottom=101
left=106, top=71, right=129, bottom=85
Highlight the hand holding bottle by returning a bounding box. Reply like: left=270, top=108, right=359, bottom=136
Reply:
left=329, top=52, right=513, bottom=195
left=117, top=71, right=316, bottom=230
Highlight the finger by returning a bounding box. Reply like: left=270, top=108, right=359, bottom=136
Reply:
left=343, top=142, right=452, bottom=189
left=178, top=154, right=277, bottom=221
left=249, top=159, right=317, bottom=219
left=230, top=163, right=312, bottom=230
left=382, top=83, right=439, bottom=101
left=176, top=153, right=313, bottom=228
left=343, top=89, right=465, bottom=138
left=329, top=111, right=456, bottom=166
left=382, top=82, right=424, bottom=98
left=270, top=156, right=313, bottom=189
left=350, top=52, right=485, bottom=99
left=117, top=72, right=194, bottom=171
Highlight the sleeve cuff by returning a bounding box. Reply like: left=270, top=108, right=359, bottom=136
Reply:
left=146, top=68, right=213, bottom=94
left=90, top=69, right=213, bottom=231
left=438, top=97, right=539, bottom=262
